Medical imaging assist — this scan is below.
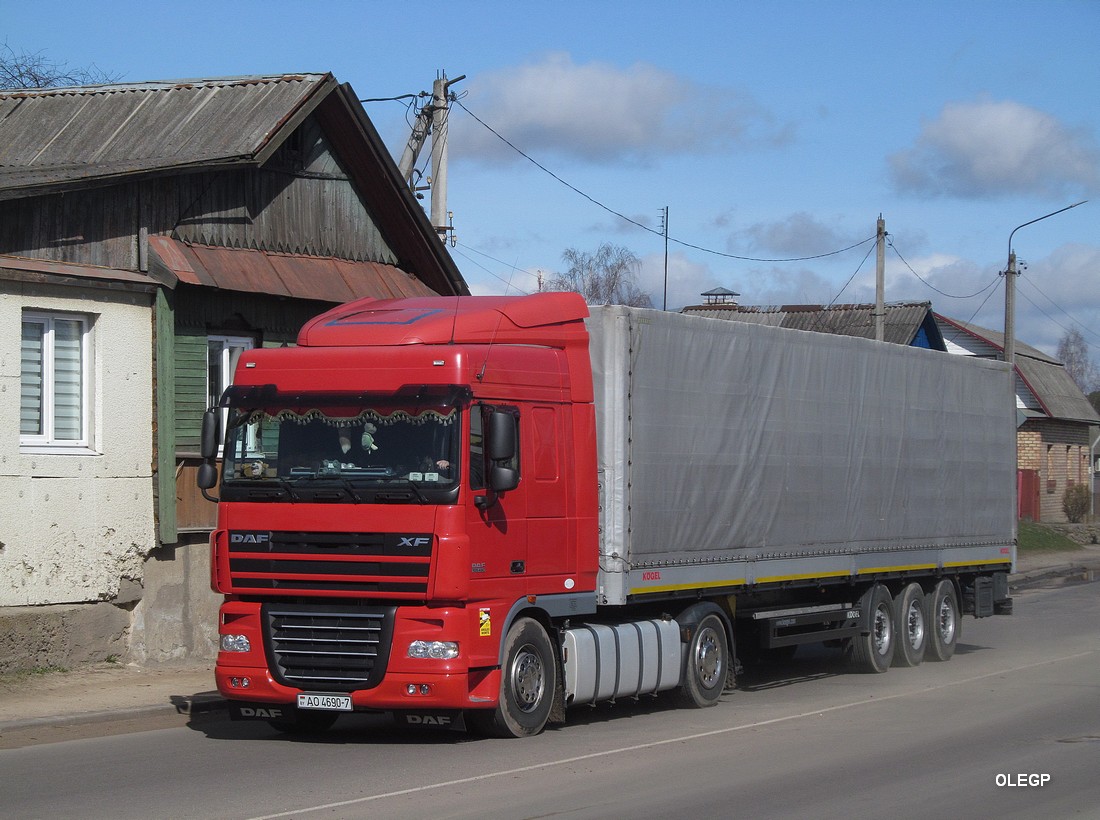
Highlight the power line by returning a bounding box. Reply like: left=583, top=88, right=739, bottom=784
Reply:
left=1015, top=279, right=1100, bottom=354
left=887, top=238, right=1000, bottom=300
left=455, top=100, right=876, bottom=264
left=1015, top=272, right=1100, bottom=347
left=450, top=244, right=536, bottom=295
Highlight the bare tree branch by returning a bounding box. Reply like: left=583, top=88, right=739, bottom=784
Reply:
left=0, top=42, right=120, bottom=90
left=1056, top=328, right=1099, bottom=394
left=546, top=243, right=653, bottom=307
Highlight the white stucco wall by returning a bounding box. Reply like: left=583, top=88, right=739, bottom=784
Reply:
left=0, top=282, right=155, bottom=606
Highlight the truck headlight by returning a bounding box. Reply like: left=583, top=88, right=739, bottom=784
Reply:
left=408, top=640, right=459, bottom=659
left=220, top=633, right=251, bottom=653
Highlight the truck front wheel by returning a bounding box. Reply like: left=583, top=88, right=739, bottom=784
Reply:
left=471, top=617, right=556, bottom=738
left=678, top=613, right=728, bottom=708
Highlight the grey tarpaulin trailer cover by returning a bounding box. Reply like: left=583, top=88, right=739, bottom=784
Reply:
left=586, top=305, right=1017, bottom=607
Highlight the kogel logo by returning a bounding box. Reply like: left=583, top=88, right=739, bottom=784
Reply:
left=230, top=532, right=271, bottom=545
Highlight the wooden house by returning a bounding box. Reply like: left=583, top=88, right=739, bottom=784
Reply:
left=0, top=74, right=467, bottom=668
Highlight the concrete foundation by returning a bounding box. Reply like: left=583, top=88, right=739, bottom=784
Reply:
left=0, top=534, right=220, bottom=674
left=129, top=533, right=220, bottom=665
left=0, top=601, right=131, bottom=674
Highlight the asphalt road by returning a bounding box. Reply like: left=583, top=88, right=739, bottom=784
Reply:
left=3, top=580, right=1098, bottom=820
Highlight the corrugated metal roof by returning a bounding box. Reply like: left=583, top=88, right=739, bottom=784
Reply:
left=0, top=253, right=157, bottom=290
left=682, top=302, right=936, bottom=347
left=148, top=237, right=436, bottom=302
left=1015, top=356, right=1100, bottom=423
left=935, top=315, right=1059, bottom=364
left=936, top=314, right=1099, bottom=424
left=0, top=74, right=334, bottom=196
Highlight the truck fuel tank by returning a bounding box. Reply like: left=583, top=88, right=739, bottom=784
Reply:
left=562, top=618, right=682, bottom=706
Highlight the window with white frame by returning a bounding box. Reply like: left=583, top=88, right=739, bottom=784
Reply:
left=21, top=311, right=92, bottom=449
left=208, top=335, right=255, bottom=453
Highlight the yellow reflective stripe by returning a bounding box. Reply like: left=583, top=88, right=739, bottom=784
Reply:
left=943, top=559, right=1011, bottom=568
left=630, top=559, right=1012, bottom=596
left=755, top=571, right=849, bottom=583
left=630, top=578, right=746, bottom=595
left=857, top=563, right=939, bottom=575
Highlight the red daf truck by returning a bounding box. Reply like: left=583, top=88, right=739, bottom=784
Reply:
left=198, top=292, right=1016, bottom=737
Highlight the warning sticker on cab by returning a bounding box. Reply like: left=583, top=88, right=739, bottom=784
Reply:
left=479, top=608, right=492, bottom=637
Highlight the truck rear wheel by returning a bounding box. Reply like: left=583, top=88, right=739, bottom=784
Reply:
left=471, top=617, right=556, bottom=738
left=678, top=613, right=728, bottom=708
left=891, top=583, right=928, bottom=667
left=926, top=579, right=960, bottom=662
left=850, top=584, right=895, bottom=673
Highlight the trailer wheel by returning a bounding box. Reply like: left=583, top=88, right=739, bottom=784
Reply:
left=926, top=580, right=960, bottom=662
left=267, top=710, right=339, bottom=735
left=679, top=613, right=728, bottom=708
left=850, top=584, right=895, bottom=673
left=891, top=583, right=927, bottom=667
left=471, top=617, right=556, bottom=738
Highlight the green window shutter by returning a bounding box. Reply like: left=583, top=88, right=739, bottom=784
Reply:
left=174, top=332, right=208, bottom=452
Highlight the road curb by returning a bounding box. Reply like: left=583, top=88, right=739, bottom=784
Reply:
left=0, top=691, right=227, bottom=734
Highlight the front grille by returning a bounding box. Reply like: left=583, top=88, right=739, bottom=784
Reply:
left=263, top=603, right=396, bottom=691
left=228, top=531, right=432, bottom=598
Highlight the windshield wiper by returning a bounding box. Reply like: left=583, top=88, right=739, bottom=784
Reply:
left=383, top=478, right=429, bottom=504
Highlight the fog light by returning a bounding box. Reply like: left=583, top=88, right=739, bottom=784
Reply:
left=230, top=677, right=251, bottom=689
left=407, top=640, right=459, bottom=659
left=221, top=633, right=251, bottom=653
left=420, top=684, right=431, bottom=695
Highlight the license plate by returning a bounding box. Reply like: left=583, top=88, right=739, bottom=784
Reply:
left=297, top=693, right=353, bottom=711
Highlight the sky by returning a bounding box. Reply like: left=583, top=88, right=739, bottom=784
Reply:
left=4, top=0, right=1099, bottom=358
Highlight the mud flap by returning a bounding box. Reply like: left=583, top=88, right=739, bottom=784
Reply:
left=391, top=710, right=467, bottom=731
left=228, top=702, right=292, bottom=722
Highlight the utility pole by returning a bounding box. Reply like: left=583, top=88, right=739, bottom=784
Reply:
left=396, top=72, right=465, bottom=242
left=429, top=76, right=450, bottom=239
left=661, top=206, right=669, bottom=310
left=874, top=215, right=885, bottom=342
left=1004, top=249, right=1017, bottom=366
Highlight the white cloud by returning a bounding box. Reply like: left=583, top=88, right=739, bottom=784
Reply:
left=1013, top=243, right=1100, bottom=354
left=453, top=52, right=790, bottom=164
left=740, top=212, right=850, bottom=257
left=636, top=252, right=724, bottom=310
left=890, top=99, right=1100, bottom=198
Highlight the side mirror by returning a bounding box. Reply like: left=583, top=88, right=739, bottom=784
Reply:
left=475, top=409, right=519, bottom=509
left=200, top=409, right=221, bottom=460
left=197, top=462, right=219, bottom=490
left=486, top=410, right=516, bottom=461
left=489, top=465, right=519, bottom=493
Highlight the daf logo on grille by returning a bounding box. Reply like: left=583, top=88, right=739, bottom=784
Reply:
left=230, top=532, right=271, bottom=545
left=398, top=536, right=431, bottom=548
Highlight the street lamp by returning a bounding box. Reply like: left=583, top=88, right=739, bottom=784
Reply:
left=1003, top=200, right=1086, bottom=365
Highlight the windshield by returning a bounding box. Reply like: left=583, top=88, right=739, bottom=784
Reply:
left=221, top=396, right=460, bottom=502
